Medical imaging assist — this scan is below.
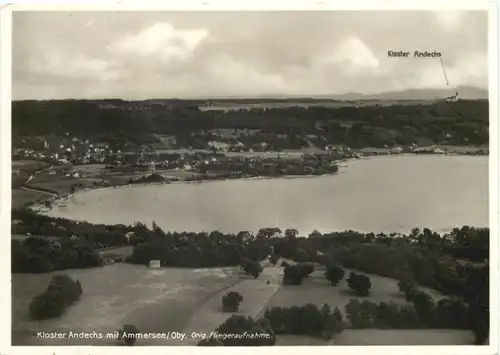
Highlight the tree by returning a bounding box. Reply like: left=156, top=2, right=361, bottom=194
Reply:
left=240, top=258, right=263, bottom=278
left=320, top=304, right=344, bottom=339
left=29, top=275, right=83, bottom=320
left=265, top=303, right=343, bottom=339
left=397, top=275, right=419, bottom=301
left=325, top=264, right=345, bottom=286
left=119, top=324, right=140, bottom=346
left=29, top=290, right=66, bottom=320
left=333, top=307, right=343, bottom=323
left=436, top=297, right=469, bottom=329
left=222, top=291, right=244, bottom=312
left=284, top=228, right=299, bottom=238
left=413, top=291, right=436, bottom=327
left=347, top=272, right=371, bottom=296
left=283, top=264, right=312, bottom=285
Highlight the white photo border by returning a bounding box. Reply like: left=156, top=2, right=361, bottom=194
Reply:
left=0, top=1, right=497, bottom=355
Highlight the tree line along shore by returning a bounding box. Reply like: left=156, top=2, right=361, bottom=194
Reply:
left=11, top=208, right=489, bottom=345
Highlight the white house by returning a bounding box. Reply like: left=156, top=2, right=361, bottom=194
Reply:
left=208, top=141, right=230, bottom=151
left=390, top=146, right=403, bottom=154
left=149, top=260, right=161, bottom=268
left=445, top=92, right=459, bottom=103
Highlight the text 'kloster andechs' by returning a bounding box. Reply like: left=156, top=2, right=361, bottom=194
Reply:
left=388, top=50, right=442, bottom=58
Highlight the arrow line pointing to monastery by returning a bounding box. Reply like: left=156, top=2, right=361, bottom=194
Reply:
left=440, top=57, right=449, bottom=86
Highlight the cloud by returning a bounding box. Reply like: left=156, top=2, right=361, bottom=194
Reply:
left=318, top=37, right=380, bottom=73
left=110, top=22, right=209, bottom=64
left=11, top=11, right=488, bottom=99
left=29, top=52, right=122, bottom=81
left=396, top=52, right=487, bottom=90
left=206, top=55, right=288, bottom=96
left=433, top=12, right=464, bottom=31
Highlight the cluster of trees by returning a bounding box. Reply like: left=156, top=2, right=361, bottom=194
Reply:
left=240, top=258, right=263, bottom=278
left=347, top=272, right=372, bottom=296
left=345, top=292, right=471, bottom=332
left=10, top=210, right=489, bottom=343
left=12, top=208, right=133, bottom=247
left=345, top=299, right=421, bottom=329
left=324, top=264, right=345, bottom=286
left=12, top=237, right=103, bottom=273
left=222, top=292, right=244, bottom=312
left=198, top=315, right=276, bottom=346
left=283, top=262, right=315, bottom=285
left=128, top=173, right=167, bottom=184
left=324, top=229, right=487, bottom=297
left=199, top=158, right=340, bottom=178
left=13, top=100, right=488, bottom=150
left=29, top=275, right=82, bottom=320
left=264, top=303, right=344, bottom=339
left=396, top=271, right=488, bottom=344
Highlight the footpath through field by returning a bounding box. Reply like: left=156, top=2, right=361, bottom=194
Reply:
left=172, top=260, right=283, bottom=346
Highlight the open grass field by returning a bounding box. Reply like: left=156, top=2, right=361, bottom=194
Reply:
left=261, top=264, right=473, bottom=345
left=12, top=160, right=49, bottom=171
left=72, top=164, right=109, bottom=175
left=11, top=260, right=475, bottom=346
left=11, top=189, right=48, bottom=209
left=11, top=234, right=60, bottom=243
left=179, top=260, right=281, bottom=345
left=29, top=177, right=104, bottom=195
left=257, top=265, right=444, bottom=319
left=12, top=263, right=240, bottom=345
left=275, top=329, right=475, bottom=345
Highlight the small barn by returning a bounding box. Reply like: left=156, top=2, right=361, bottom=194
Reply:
left=149, top=260, right=161, bottom=269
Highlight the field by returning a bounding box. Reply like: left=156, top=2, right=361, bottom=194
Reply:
left=275, top=330, right=475, bottom=345
left=11, top=189, right=48, bottom=209
left=29, top=177, right=104, bottom=195
left=258, top=265, right=444, bottom=319
left=179, top=260, right=472, bottom=345
left=12, top=160, right=49, bottom=171
left=12, top=263, right=240, bottom=345
left=12, top=260, right=475, bottom=346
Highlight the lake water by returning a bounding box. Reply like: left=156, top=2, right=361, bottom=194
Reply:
left=44, top=155, right=489, bottom=235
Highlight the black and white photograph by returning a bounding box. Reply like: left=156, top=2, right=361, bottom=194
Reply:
left=1, top=2, right=497, bottom=352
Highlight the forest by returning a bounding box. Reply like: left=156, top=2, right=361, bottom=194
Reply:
left=12, top=99, right=489, bottom=148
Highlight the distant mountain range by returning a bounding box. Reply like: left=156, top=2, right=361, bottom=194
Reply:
left=14, top=86, right=488, bottom=103
left=325, top=86, right=488, bottom=101
left=195, top=86, right=488, bottom=102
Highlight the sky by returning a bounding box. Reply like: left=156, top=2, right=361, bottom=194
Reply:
left=12, top=11, right=488, bottom=100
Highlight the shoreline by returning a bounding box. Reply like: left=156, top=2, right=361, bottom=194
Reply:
left=24, top=153, right=486, bottom=215
left=28, top=163, right=350, bottom=212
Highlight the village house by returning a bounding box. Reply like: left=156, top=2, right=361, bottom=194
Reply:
left=149, top=260, right=161, bottom=268
left=208, top=141, right=230, bottom=151
left=390, top=146, right=404, bottom=154
left=158, top=134, right=177, bottom=147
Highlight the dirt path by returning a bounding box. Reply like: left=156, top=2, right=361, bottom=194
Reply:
left=174, top=261, right=283, bottom=346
